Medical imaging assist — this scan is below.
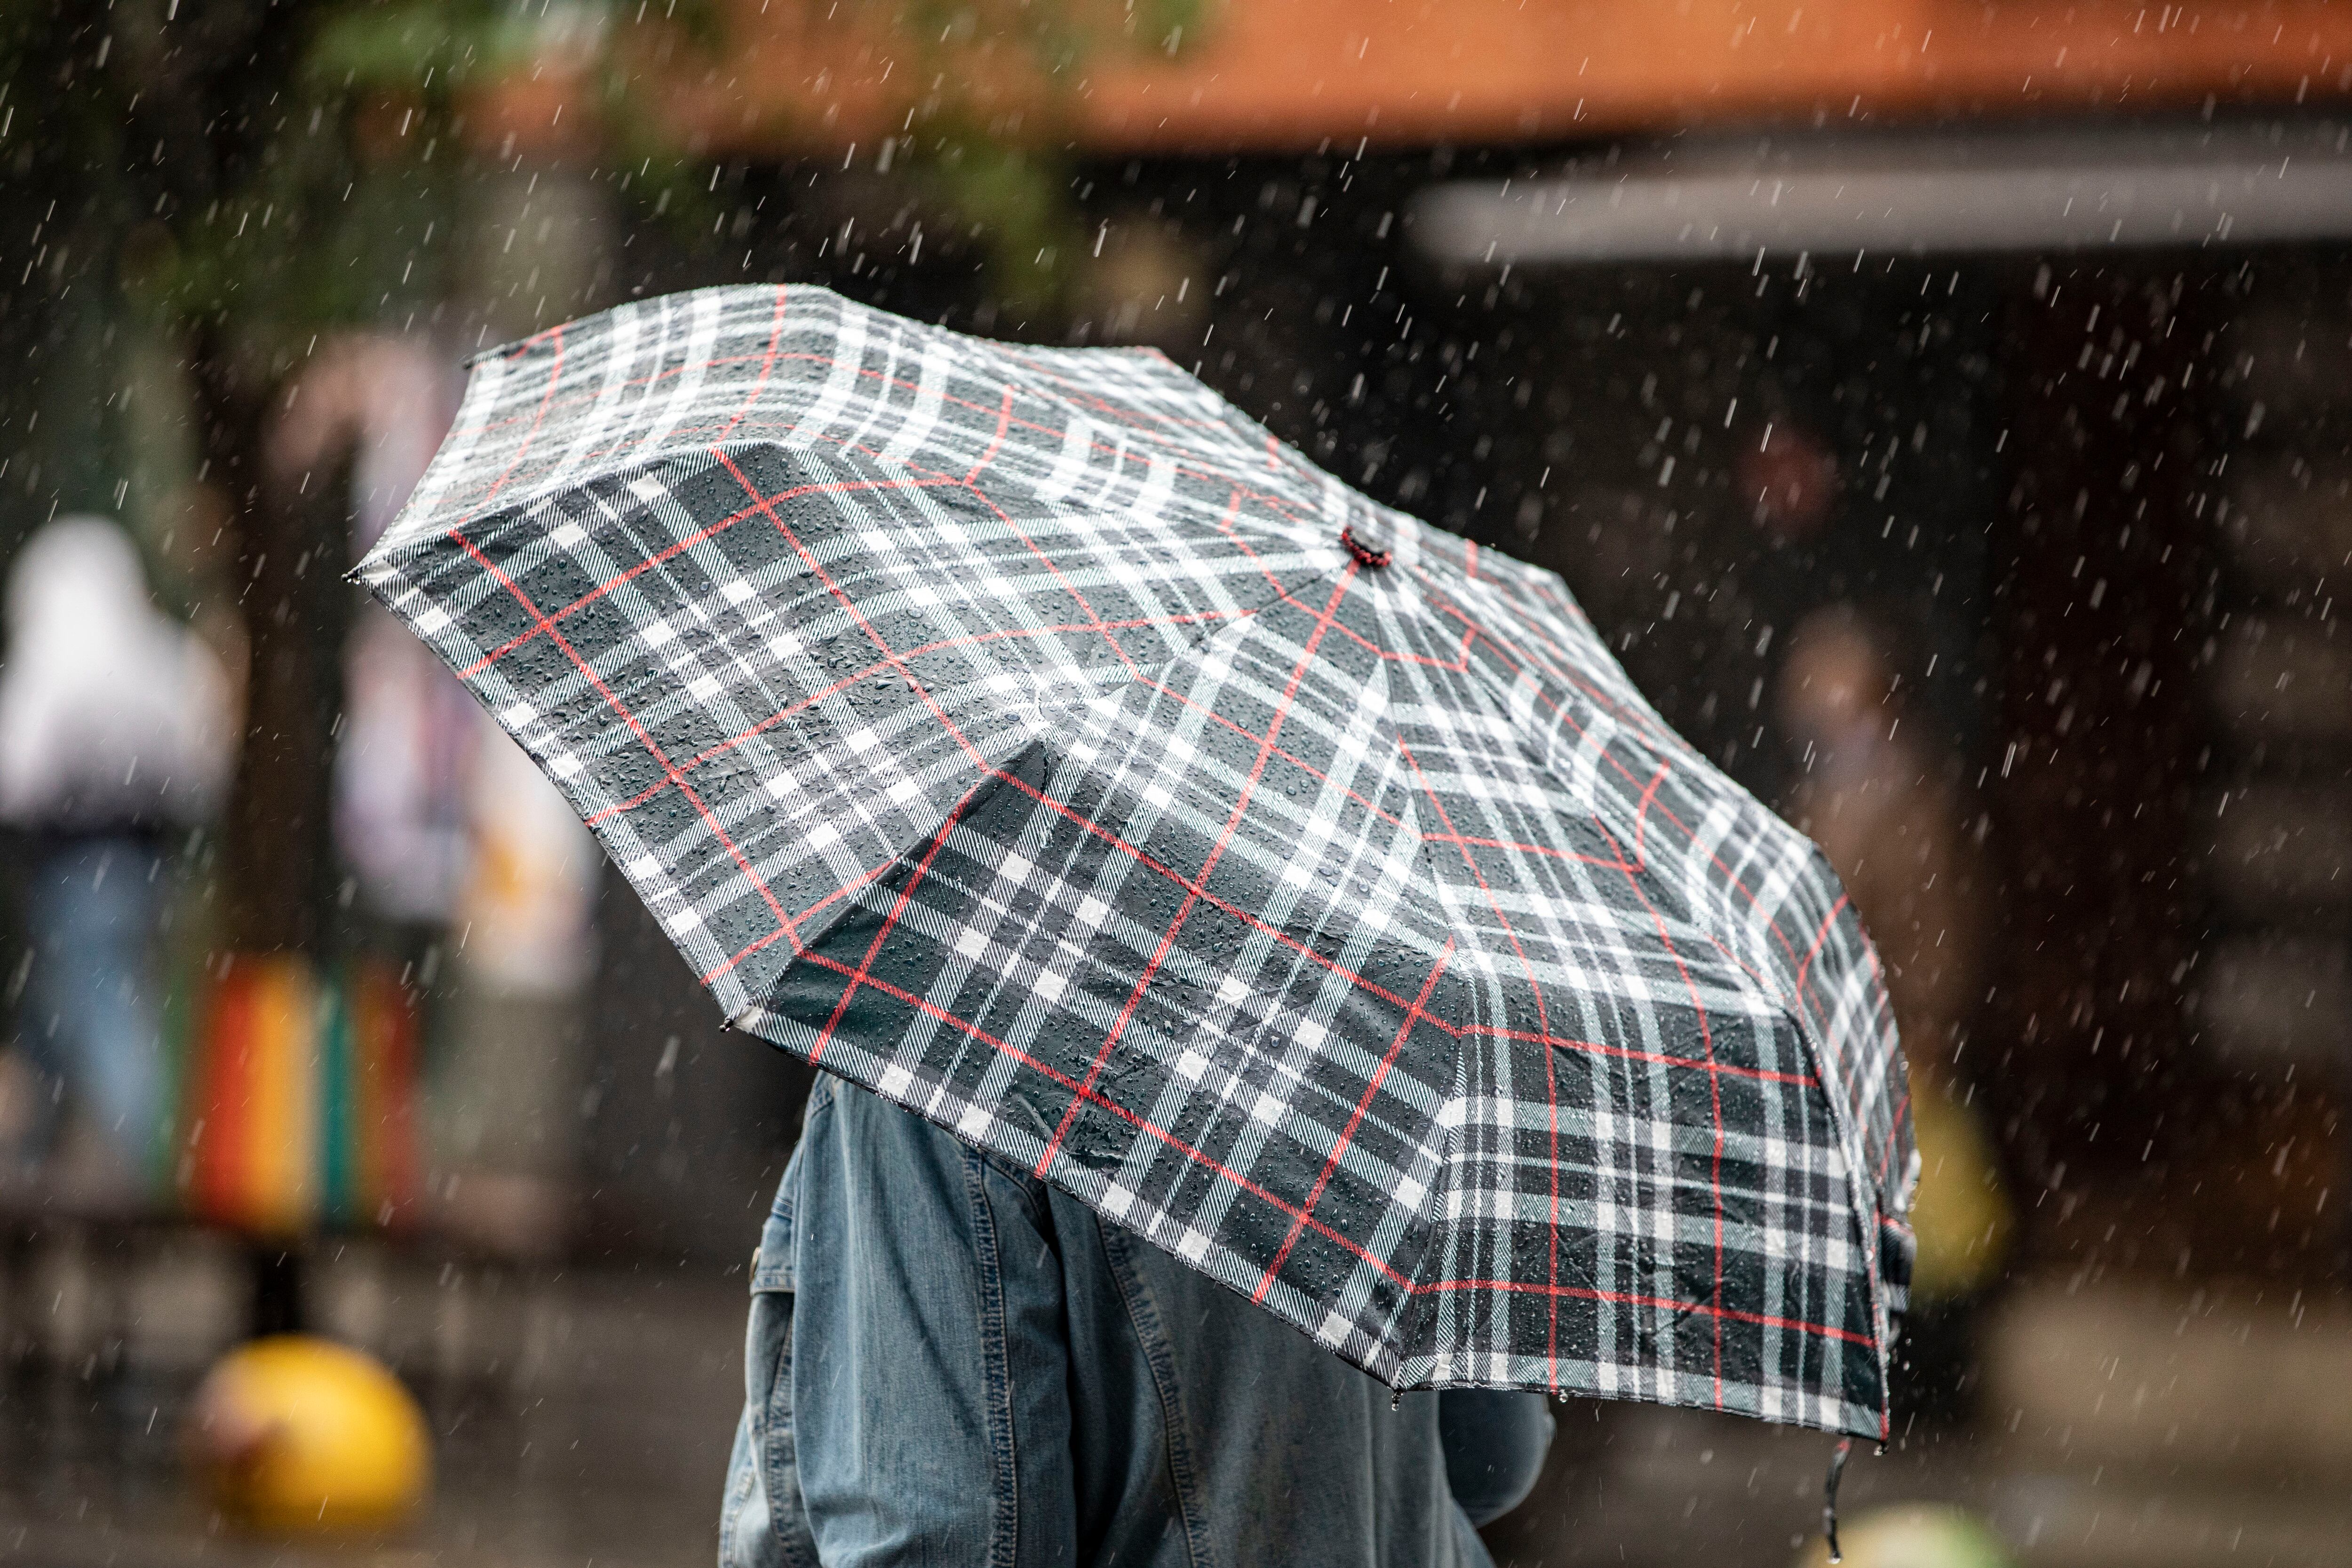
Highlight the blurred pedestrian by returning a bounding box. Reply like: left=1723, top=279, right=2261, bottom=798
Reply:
left=1776, top=606, right=1981, bottom=1089
left=723, top=1076, right=1555, bottom=1567
left=1776, top=605, right=2011, bottom=1419
left=293, top=332, right=596, bottom=1254
left=0, top=515, right=231, bottom=1192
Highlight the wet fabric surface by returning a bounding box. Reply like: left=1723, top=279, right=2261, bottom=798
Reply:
left=362, top=285, right=1913, bottom=1435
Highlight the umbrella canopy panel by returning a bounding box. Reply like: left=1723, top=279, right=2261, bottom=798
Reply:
left=360, top=286, right=1914, bottom=1438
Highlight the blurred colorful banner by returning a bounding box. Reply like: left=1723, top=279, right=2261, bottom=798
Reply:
left=181, top=955, right=420, bottom=1234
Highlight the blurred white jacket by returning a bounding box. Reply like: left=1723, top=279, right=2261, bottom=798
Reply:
left=0, top=516, right=232, bottom=833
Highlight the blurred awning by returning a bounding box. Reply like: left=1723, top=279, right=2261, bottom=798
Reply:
left=1408, top=123, right=2352, bottom=266
left=624, top=1, right=2352, bottom=160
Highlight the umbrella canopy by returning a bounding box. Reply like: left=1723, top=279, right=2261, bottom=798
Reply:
left=359, top=285, right=1915, bottom=1438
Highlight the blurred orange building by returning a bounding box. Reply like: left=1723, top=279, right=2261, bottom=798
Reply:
left=485, top=0, right=2352, bottom=157
left=458, top=0, right=2352, bottom=1288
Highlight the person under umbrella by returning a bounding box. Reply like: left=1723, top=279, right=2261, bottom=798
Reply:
left=362, top=286, right=1915, bottom=1563
left=722, top=1064, right=1555, bottom=1566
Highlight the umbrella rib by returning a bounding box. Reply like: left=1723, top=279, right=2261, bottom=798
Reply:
left=1585, top=814, right=1729, bottom=1411
left=1431, top=581, right=1867, bottom=1076
left=711, top=285, right=790, bottom=444
left=1458, top=1023, right=1818, bottom=1087
left=589, top=611, right=1241, bottom=828
left=956, top=390, right=1144, bottom=680
left=421, top=377, right=1314, bottom=698
left=953, top=764, right=1442, bottom=1019
left=1250, top=939, right=1457, bottom=1305
left=691, top=443, right=1315, bottom=1016
left=447, top=529, right=802, bottom=955
left=702, top=572, right=1435, bottom=1026
left=454, top=323, right=569, bottom=534
left=1469, top=654, right=1894, bottom=1403
left=1132, top=676, right=1410, bottom=830
left=1391, top=731, right=1565, bottom=1394
left=800, top=777, right=982, bottom=1070
left=675, top=440, right=1352, bottom=1008
left=452, top=473, right=967, bottom=682
left=1034, top=560, right=1366, bottom=1179
left=1406, top=1277, right=1873, bottom=1349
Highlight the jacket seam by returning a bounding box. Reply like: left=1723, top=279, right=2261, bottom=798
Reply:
left=963, top=1145, right=1024, bottom=1568
left=1097, top=1220, right=1218, bottom=1568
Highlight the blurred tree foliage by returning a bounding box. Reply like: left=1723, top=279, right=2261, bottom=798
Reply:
left=1, top=1, right=710, bottom=369
left=0, top=0, right=1203, bottom=536
left=0, top=0, right=721, bottom=954
left=0, top=0, right=1193, bottom=954
left=884, top=0, right=1200, bottom=318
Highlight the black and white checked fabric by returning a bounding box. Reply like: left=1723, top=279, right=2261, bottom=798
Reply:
left=360, top=285, right=1916, bottom=1438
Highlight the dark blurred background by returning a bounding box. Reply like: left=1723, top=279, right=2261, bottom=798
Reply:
left=2, top=2, right=2351, bottom=1565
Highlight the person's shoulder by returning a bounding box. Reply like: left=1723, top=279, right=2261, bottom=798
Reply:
left=825, top=1077, right=980, bottom=1182
left=826, top=1078, right=1054, bottom=1224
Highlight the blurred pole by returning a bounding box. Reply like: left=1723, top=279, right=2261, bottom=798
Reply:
left=248, top=1242, right=306, bottom=1339
left=192, top=340, right=353, bottom=962
left=191, top=334, right=355, bottom=1334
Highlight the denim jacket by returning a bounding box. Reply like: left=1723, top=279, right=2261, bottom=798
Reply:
left=720, top=1075, right=1553, bottom=1568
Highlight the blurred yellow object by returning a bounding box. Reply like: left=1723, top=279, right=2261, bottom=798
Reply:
left=1907, top=1083, right=2014, bottom=1302
left=1799, top=1504, right=2014, bottom=1568
left=188, top=1335, right=431, bottom=1534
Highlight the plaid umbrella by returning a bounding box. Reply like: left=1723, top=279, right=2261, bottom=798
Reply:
left=358, top=285, right=1915, bottom=1439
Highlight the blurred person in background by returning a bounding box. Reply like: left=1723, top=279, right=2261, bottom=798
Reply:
left=0, top=515, right=231, bottom=1196
left=312, top=334, right=477, bottom=941
left=1776, top=605, right=2012, bottom=1422
left=303, top=332, right=596, bottom=1254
